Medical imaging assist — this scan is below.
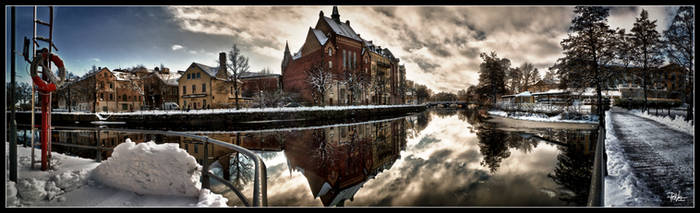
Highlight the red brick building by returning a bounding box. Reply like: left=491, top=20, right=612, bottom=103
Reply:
left=238, top=71, right=282, bottom=98
left=282, top=6, right=367, bottom=106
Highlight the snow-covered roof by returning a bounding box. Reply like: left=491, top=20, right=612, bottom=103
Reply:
left=515, top=91, right=532, bottom=97
left=238, top=71, right=281, bottom=79
left=155, top=72, right=181, bottom=86
left=192, top=63, right=223, bottom=80
left=322, top=17, right=362, bottom=42
left=312, top=29, right=329, bottom=46
left=531, top=89, right=566, bottom=96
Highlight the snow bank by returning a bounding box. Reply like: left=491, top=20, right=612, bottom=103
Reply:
left=93, top=139, right=202, bottom=197
left=487, top=110, right=598, bottom=124
left=196, top=189, right=229, bottom=207
left=7, top=181, right=20, bottom=206
left=91, top=104, right=425, bottom=116
left=604, top=111, right=661, bottom=206
left=630, top=110, right=694, bottom=136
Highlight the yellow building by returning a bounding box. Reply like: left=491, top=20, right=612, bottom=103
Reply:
left=178, top=53, right=245, bottom=110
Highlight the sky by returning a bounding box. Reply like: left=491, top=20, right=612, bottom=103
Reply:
left=5, top=5, right=682, bottom=94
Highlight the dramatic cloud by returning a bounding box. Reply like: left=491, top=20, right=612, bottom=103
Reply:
left=165, top=6, right=677, bottom=93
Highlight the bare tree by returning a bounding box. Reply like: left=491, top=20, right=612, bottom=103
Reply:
left=306, top=62, right=334, bottom=106
left=226, top=43, right=250, bottom=110
left=520, top=62, right=535, bottom=91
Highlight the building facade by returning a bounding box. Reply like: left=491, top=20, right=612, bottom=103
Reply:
left=143, top=68, right=181, bottom=109
left=282, top=6, right=405, bottom=106
left=178, top=53, right=244, bottom=110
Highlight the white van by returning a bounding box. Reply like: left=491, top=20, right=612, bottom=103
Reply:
left=162, top=102, right=179, bottom=110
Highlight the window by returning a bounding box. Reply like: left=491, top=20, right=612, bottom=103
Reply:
left=110, top=94, right=113, bottom=101
left=183, top=86, right=186, bottom=95
left=187, top=73, right=191, bottom=79
left=353, top=52, right=356, bottom=69
left=100, top=93, right=104, bottom=100
left=203, top=100, right=206, bottom=108
left=109, top=83, right=113, bottom=89
left=192, top=85, right=196, bottom=93
left=194, top=144, right=198, bottom=153
left=102, top=106, right=107, bottom=112
left=343, top=50, right=347, bottom=69
left=122, top=104, right=128, bottom=110
left=197, top=73, right=201, bottom=79
left=202, top=84, right=206, bottom=92
left=328, top=48, right=332, bottom=56
left=122, top=95, right=127, bottom=101
left=329, top=61, right=333, bottom=69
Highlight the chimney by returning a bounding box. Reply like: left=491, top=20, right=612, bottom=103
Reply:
left=319, top=10, right=324, bottom=18
left=219, top=52, right=227, bottom=72
left=346, top=20, right=350, bottom=25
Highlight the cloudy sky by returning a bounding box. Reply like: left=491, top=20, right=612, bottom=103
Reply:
left=5, top=6, right=681, bottom=93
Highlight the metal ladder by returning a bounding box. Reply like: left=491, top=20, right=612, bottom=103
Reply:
left=30, top=6, right=58, bottom=170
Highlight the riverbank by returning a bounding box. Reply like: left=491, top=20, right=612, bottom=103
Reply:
left=11, top=104, right=427, bottom=130
left=487, top=110, right=598, bottom=125
left=5, top=141, right=228, bottom=207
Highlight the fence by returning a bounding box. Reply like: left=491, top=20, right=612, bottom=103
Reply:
left=587, top=125, right=607, bottom=206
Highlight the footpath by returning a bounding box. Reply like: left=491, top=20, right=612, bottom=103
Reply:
left=608, top=107, right=694, bottom=206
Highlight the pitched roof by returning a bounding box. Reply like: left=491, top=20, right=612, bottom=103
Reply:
left=155, top=72, right=181, bottom=86
left=312, top=28, right=329, bottom=45
left=322, top=17, right=362, bottom=41
left=192, top=62, right=224, bottom=80
left=238, top=71, right=281, bottom=79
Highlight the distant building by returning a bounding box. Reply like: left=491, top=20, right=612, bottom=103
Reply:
left=143, top=67, right=181, bottom=109
left=238, top=71, right=282, bottom=98
left=177, top=52, right=244, bottom=110
left=282, top=6, right=405, bottom=106
left=526, top=79, right=559, bottom=93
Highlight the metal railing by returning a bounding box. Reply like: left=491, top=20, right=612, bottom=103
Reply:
left=587, top=125, right=607, bottom=206
left=46, top=126, right=268, bottom=207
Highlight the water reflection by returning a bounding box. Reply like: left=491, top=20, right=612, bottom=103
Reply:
left=27, top=108, right=596, bottom=206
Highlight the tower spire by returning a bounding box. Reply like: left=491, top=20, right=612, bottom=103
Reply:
left=331, top=6, right=340, bottom=23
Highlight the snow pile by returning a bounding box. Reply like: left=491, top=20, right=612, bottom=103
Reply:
left=630, top=110, right=694, bottom=136
left=196, top=189, right=229, bottom=207
left=93, top=139, right=203, bottom=197
left=487, top=110, right=598, bottom=124
left=15, top=178, right=48, bottom=201
left=51, top=169, right=90, bottom=192
left=604, top=111, right=661, bottom=206
left=6, top=181, right=20, bottom=206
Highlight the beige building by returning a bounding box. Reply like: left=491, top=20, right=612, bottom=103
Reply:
left=178, top=53, right=245, bottom=110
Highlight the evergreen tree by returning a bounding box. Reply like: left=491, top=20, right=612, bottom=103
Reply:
left=476, top=51, right=507, bottom=104
left=664, top=6, right=694, bottom=122
left=552, top=6, right=617, bottom=127
left=631, top=9, right=665, bottom=112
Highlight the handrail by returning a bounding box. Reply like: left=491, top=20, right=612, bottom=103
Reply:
left=48, top=125, right=268, bottom=207
left=587, top=125, right=606, bottom=206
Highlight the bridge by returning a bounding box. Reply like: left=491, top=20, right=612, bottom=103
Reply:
left=425, top=101, right=479, bottom=108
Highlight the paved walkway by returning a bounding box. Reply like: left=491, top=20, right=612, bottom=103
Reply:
left=609, top=107, right=694, bottom=206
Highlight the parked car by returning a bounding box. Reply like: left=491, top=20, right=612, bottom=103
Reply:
left=162, top=102, right=179, bottom=110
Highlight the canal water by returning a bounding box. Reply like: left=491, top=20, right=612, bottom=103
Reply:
left=14, top=108, right=597, bottom=206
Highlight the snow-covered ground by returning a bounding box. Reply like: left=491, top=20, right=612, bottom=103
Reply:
left=603, top=110, right=662, bottom=206
left=628, top=109, right=694, bottom=136
left=5, top=140, right=228, bottom=207
left=487, top=110, right=598, bottom=124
